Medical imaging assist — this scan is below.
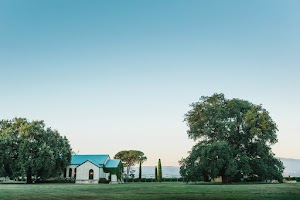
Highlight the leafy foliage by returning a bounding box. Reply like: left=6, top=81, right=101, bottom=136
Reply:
left=180, top=141, right=238, bottom=182
left=0, top=118, right=72, bottom=183
left=103, top=162, right=124, bottom=181
left=180, top=94, right=284, bottom=183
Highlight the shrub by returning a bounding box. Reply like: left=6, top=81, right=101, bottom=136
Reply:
left=128, top=178, right=184, bottom=182
left=35, top=177, right=75, bottom=184
left=284, top=177, right=300, bottom=182
left=99, top=178, right=109, bottom=184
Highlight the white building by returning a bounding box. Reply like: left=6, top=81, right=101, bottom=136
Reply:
left=64, top=154, right=123, bottom=184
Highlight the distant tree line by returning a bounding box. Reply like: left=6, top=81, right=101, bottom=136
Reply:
left=0, top=118, right=72, bottom=183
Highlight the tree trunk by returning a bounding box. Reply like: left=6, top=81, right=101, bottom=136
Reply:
left=26, top=168, right=33, bottom=184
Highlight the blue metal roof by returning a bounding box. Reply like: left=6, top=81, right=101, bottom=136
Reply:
left=105, top=159, right=121, bottom=168
left=71, top=155, right=109, bottom=166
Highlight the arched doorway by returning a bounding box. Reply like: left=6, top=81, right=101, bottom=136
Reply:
left=89, top=169, right=94, bottom=180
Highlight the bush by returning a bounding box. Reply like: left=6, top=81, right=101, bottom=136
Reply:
left=99, top=178, right=109, bottom=184
left=125, top=178, right=184, bottom=182
left=35, top=177, right=75, bottom=184
left=284, top=177, right=300, bottom=182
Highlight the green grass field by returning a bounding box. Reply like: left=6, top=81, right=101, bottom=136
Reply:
left=0, top=182, right=299, bottom=200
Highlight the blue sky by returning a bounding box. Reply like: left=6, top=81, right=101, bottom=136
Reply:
left=0, top=0, right=299, bottom=165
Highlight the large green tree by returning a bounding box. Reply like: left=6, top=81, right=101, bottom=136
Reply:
left=0, top=118, right=72, bottom=183
left=0, top=118, right=26, bottom=179
left=179, top=94, right=284, bottom=183
left=114, top=150, right=146, bottom=181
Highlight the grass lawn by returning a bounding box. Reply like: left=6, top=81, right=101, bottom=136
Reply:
left=0, top=182, right=299, bottom=200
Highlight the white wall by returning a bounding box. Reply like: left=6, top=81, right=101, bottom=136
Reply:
left=66, top=161, right=115, bottom=184
left=66, top=165, right=78, bottom=178
left=76, top=161, right=99, bottom=182
left=111, top=175, right=118, bottom=184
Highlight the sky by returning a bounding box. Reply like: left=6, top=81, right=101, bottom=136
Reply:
left=0, top=0, right=299, bottom=166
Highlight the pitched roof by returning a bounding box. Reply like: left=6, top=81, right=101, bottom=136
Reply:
left=105, top=159, right=121, bottom=168
left=77, top=160, right=101, bottom=167
left=71, top=155, right=109, bottom=166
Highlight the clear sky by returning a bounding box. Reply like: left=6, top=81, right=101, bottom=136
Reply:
left=0, top=0, right=299, bottom=166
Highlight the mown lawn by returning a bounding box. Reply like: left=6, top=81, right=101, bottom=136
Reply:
left=0, top=182, right=299, bottom=200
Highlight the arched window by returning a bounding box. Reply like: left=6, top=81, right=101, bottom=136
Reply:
left=69, top=168, right=72, bottom=178
left=89, top=169, right=94, bottom=180
left=63, top=168, right=67, bottom=178
left=74, top=168, right=77, bottom=178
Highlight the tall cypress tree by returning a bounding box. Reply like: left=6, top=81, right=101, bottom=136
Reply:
left=155, top=166, right=158, bottom=182
left=158, top=159, right=162, bottom=182
left=139, top=160, right=142, bottom=181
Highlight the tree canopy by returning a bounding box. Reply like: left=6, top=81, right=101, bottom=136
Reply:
left=179, top=94, right=284, bottom=183
left=0, top=118, right=72, bottom=183
left=114, top=150, right=146, bottom=180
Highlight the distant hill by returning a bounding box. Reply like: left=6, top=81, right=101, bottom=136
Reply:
left=132, top=166, right=181, bottom=178
left=279, top=158, right=300, bottom=177
left=132, top=158, right=300, bottom=178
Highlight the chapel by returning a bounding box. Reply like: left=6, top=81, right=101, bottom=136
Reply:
left=64, top=154, right=123, bottom=184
